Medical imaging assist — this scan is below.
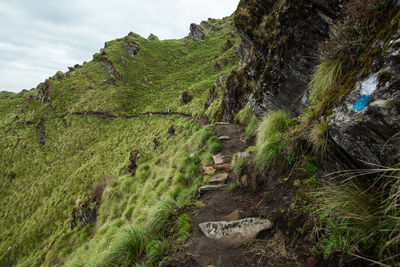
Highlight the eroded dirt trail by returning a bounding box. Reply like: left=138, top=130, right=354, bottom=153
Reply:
left=165, top=123, right=309, bottom=266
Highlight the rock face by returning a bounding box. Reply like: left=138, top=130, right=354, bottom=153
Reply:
left=189, top=23, right=206, bottom=40
left=37, top=80, right=51, bottom=105
left=326, top=27, right=400, bottom=171
left=182, top=90, right=193, bottom=104
left=199, top=218, right=273, bottom=245
left=222, top=0, right=341, bottom=121
left=124, top=32, right=141, bottom=58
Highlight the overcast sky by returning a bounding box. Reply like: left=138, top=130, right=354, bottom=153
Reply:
left=0, top=0, right=239, bottom=93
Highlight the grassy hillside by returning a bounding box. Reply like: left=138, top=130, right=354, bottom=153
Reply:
left=0, top=16, right=239, bottom=266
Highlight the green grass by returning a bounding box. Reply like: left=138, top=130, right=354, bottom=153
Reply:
left=254, top=110, right=291, bottom=170
left=316, top=170, right=400, bottom=265
left=0, top=15, right=240, bottom=266
left=234, top=105, right=260, bottom=140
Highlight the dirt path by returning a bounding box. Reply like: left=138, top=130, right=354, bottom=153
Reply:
left=164, top=123, right=311, bottom=267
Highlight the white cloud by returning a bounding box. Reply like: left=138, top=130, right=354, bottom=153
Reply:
left=0, top=0, right=240, bottom=92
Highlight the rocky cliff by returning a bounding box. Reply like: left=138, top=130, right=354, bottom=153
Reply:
left=222, top=0, right=342, bottom=121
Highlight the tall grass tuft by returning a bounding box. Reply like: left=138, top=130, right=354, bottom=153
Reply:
left=317, top=166, right=400, bottom=265
left=255, top=110, right=290, bottom=170
left=104, top=225, right=146, bottom=266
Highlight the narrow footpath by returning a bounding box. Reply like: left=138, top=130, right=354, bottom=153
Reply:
left=165, top=123, right=310, bottom=267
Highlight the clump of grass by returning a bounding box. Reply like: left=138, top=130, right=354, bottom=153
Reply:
left=234, top=105, right=260, bottom=140
left=103, top=225, right=146, bottom=266
left=316, top=167, right=400, bottom=265
left=254, top=110, right=291, bottom=170
left=309, top=119, right=329, bottom=153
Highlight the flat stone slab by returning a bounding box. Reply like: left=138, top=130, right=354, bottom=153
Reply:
left=225, top=209, right=244, bottom=222
left=207, top=173, right=228, bottom=183
left=202, top=166, right=216, bottom=175
left=213, top=163, right=233, bottom=172
left=199, top=218, right=273, bottom=245
left=218, top=136, right=230, bottom=141
left=198, top=184, right=228, bottom=193
left=212, top=154, right=224, bottom=165
left=215, top=122, right=230, bottom=125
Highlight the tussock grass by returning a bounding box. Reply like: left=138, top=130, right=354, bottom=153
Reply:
left=255, top=110, right=291, bottom=170
left=316, top=166, right=400, bottom=265
left=234, top=105, right=260, bottom=140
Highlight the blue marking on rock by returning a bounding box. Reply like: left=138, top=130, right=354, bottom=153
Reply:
left=353, top=95, right=371, bottom=111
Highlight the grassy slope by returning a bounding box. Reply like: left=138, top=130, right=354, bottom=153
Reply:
left=0, top=16, right=239, bottom=266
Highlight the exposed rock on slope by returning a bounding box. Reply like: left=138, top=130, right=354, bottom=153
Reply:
left=124, top=32, right=141, bottom=58
left=189, top=23, right=206, bottom=40
left=222, top=0, right=341, bottom=121
left=36, top=80, right=51, bottom=105
left=327, top=17, right=400, bottom=170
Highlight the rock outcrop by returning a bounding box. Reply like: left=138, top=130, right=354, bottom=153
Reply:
left=127, top=149, right=140, bottom=176
left=36, top=79, right=51, bottom=105
left=124, top=32, right=141, bottom=58
left=94, top=50, right=121, bottom=80
left=325, top=18, right=400, bottom=173
left=222, top=0, right=341, bottom=121
left=189, top=23, right=206, bottom=40
left=148, top=33, right=159, bottom=41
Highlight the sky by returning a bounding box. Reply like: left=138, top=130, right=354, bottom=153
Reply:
left=0, top=0, right=240, bottom=93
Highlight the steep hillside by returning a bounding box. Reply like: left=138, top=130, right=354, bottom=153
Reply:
left=2, top=1, right=400, bottom=266
left=0, top=16, right=240, bottom=266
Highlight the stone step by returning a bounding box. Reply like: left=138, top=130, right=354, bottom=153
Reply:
left=204, top=173, right=229, bottom=184
left=212, top=154, right=224, bottom=165
left=202, top=166, right=217, bottom=175
left=199, top=218, right=273, bottom=245
left=218, top=136, right=230, bottom=141
left=212, top=163, right=233, bottom=172
left=215, top=122, right=230, bottom=125
left=198, top=184, right=228, bottom=193
left=225, top=209, right=245, bottom=221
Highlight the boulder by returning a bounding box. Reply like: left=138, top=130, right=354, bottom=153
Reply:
left=127, top=149, right=140, bottom=175
left=166, top=125, right=175, bottom=139
left=148, top=33, right=159, bottom=41
left=199, top=218, right=273, bottom=245
left=189, top=23, right=205, bottom=40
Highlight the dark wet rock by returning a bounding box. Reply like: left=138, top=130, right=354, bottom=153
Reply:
left=148, top=33, right=159, bottom=41
left=222, top=0, right=341, bottom=121
left=167, top=126, right=175, bottom=139
left=124, top=32, right=141, bottom=58
left=36, top=80, right=51, bottom=105
left=189, top=23, right=205, bottom=40
left=127, top=149, right=140, bottom=175
left=326, top=28, right=400, bottom=174
left=182, top=90, right=193, bottom=104
left=70, top=196, right=96, bottom=230
left=37, top=121, right=46, bottom=146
